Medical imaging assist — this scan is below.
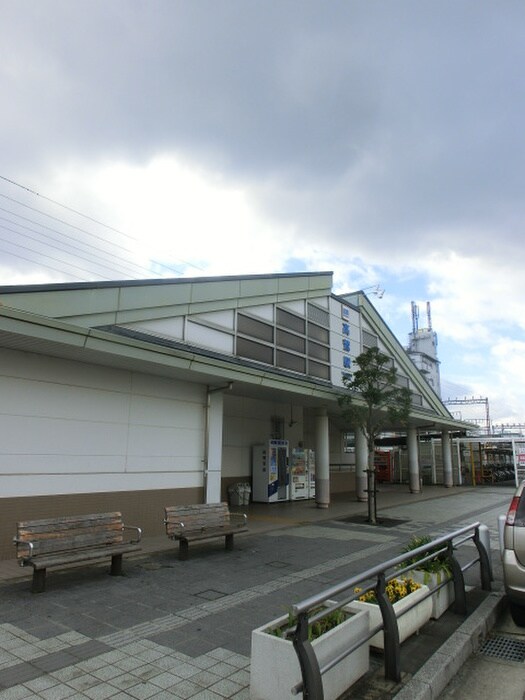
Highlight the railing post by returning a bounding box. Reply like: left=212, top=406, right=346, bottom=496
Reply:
left=447, top=541, right=467, bottom=615
left=474, top=525, right=492, bottom=591
left=292, top=611, right=324, bottom=700
left=376, top=573, right=401, bottom=682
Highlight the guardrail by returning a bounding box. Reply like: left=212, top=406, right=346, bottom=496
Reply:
left=286, top=522, right=492, bottom=699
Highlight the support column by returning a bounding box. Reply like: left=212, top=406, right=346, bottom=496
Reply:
left=355, top=427, right=368, bottom=502
left=407, top=426, right=421, bottom=493
left=205, top=389, right=224, bottom=503
left=442, top=430, right=454, bottom=487
left=315, top=408, right=330, bottom=509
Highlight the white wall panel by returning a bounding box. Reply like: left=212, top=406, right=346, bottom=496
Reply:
left=128, top=394, right=203, bottom=429
left=0, top=471, right=202, bottom=498
left=243, top=304, right=274, bottom=322
left=0, top=415, right=128, bottom=455
left=126, top=317, right=184, bottom=340
left=1, top=376, right=130, bottom=423
left=0, top=455, right=127, bottom=474
left=126, top=425, right=203, bottom=459
left=125, top=455, right=204, bottom=471
left=131, top=373, right=205, bottom=402
left=0, top=348, right=132, bottom=392
left=189, top=310, right=235, bottom=330
left=0, top=349, right=206, bottom=497
left=222, top=395, right=294, bottom=477
left=186, top=321, right=234, bottom=353
left=279, top=300, right=305, bottom=316
left=310, top=296, right=329, bottom=309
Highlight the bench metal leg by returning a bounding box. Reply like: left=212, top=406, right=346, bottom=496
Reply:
left=110, top=554, right=123, bottom=576
left=32, top=568, right=46, bottom=594
left=225, top=534, right=234, bottom=551
left=179, top=540, right=189, bottom=561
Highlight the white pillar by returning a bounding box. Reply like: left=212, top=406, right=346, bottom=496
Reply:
left=205, top=390, right=224, bottom=503
left=407, top=426, right=421, bottom=493
left=355, top=427, right=368, bottom=502
left=442, top=430, right=454, bottom=487
left=315, top=408, right=330, bottom=509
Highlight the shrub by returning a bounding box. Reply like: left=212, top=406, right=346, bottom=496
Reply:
left=401, top=535, right=451, bottom=575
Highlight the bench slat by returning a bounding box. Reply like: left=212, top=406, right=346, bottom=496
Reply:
left=163, top=503, right=247, bottom=559
left=13, top=511, right=142, bottom=593
left=17, top=512, right=123, bottom=532
left=15, top=513, right=126, bottom=560
left=31, top=543, right=142, bottom=570
left=17, top=531, right=124, bottom=558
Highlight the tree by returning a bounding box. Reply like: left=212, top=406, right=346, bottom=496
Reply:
left=338, top=347, right=412, bottom=524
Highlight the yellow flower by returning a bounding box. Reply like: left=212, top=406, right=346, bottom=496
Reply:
left=355, top=578, right=421, bottom=604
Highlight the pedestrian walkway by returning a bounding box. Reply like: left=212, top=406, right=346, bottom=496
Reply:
left=0, top=484, right=521, bottom=699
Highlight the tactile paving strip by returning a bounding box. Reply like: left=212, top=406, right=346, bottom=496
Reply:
left=479, top=635, right=525, bottom=662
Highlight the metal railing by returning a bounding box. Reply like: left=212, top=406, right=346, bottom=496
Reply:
left=286, top=522, right=492, bottom=699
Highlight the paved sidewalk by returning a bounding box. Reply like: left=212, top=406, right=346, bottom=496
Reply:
left=0, top=484, right=519, bottom=699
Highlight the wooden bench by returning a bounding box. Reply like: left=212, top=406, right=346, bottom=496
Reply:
left=164, top=503, right=248, bottom=560
left=13, top=512, right=142, bottom=593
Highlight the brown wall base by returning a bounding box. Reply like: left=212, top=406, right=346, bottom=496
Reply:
left=1, top=486, right=203, bottom=561
left=2, top=473, right=355, bottom=560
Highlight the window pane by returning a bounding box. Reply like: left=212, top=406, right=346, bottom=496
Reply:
left=276, top=350, right=306, bottom=373
left=309, top=360, right=330, bottom=379
left=277, top=308, right=306, bottom=334
left=237, top=313, right=274, bottom=342
left=308, top=322, right=329, bottom=343
left=277, top=328, right=306, bottom=353
left=308, top=304, right=329, bottom=327
left=308, top=340, right=330, bottom=361
left=362, top=330, right=378, bottom=347
left=237, top=337, right=273, bottom=364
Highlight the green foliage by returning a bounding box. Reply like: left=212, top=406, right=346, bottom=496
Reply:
left=338, top=347, right=412, bottom=439
left=267, top=607, right=351, bottom=641
left=338, top=347, right=412, bottom=524
left=401, top=535, right=451, bottom=575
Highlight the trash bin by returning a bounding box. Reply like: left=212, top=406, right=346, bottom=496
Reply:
left=228, top=483, right=243, bottom=507
left=240, top=482, right=251, bottom=505
left=228, top=482, right=251, bottom=506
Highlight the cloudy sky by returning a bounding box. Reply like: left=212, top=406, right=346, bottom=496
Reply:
left=1, top=1, right=524, bottom=427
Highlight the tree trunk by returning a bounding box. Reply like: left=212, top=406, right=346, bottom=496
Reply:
left=367, top=447, right=377, bottom=524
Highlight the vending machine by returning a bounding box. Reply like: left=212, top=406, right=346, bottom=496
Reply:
left=290, top=447, right=308, bottom=500
left=307, top=449, right=316, bottom=499
left=252, top=440, right=290, bottom=502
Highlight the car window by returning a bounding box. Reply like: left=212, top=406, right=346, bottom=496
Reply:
left=516, top=488, right=525, bottom=526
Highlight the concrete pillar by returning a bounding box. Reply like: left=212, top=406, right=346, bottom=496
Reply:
left=442, top=430, right=454, bottom=487
left=315, top=408, right=330, bottom=508
left=355, top=427, right=368, bottom=502
left=407, top=426, right=421, bottom=493
left=205, top=390, right=224, bottom=503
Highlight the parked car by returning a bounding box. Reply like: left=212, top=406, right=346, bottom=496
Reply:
left=501, top=479, right=525, bottom=626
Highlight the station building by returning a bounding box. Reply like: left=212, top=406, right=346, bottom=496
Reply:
left=0, top=272, right=466, bottom=559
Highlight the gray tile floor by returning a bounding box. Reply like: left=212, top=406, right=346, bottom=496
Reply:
left=0, top=485, right=514, bottom=699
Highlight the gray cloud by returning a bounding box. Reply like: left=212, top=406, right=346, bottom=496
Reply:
left=2, top=0, right=525, bottom=264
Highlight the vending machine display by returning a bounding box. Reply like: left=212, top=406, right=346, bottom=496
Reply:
left=252, top=440, right=290, bottom=502
left=290, top=448, right=308, bottom=500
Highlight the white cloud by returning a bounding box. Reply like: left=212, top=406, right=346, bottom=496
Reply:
left=1, top=2, right=525, bottom=426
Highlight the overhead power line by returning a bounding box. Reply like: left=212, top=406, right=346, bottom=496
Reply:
left=0, top=174, right=205, bottom=282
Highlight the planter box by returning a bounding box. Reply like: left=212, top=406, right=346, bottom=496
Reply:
left=250, top=605, right=370, bottom=700
left=348, top=584, right=432, bottom=650
left=410, top=569, right=454, bottom=619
